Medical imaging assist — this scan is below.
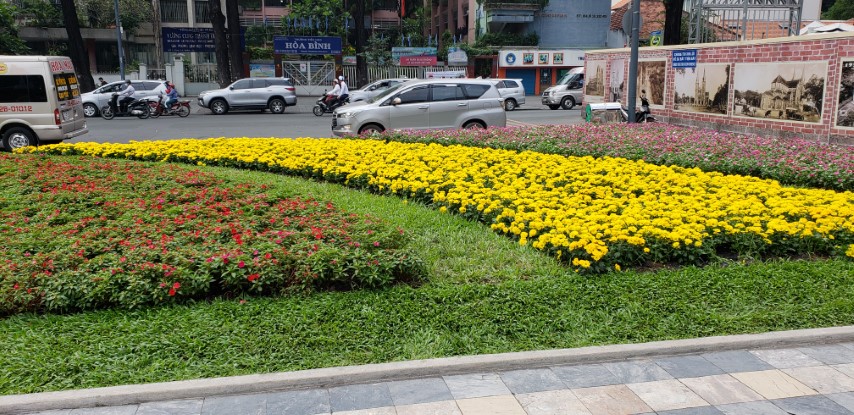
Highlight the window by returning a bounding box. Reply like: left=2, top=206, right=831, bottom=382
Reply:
left=161, top=0, right=189, bottom=23
left=143, top=81, right=164, bottom=90
left=194, top=0, right=210, bottom=23
left=267, top=79, right=294, bottom=87
left=460, top=84, right=490, bottom=99
left=231, top=79, right=252, bottom=90
left=502, top=80, right=519, bottom=88
left=396, top=86, right=429, bottom=104
left=431, top=84, right=465, bottom=102
left=0, top=75, right=47, bottom=103
left=252, top=79, right=269, bottom=88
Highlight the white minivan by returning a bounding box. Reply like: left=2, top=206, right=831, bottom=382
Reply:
left=0, top=55, right=88, bottom=151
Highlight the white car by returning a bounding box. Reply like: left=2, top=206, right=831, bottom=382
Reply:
left=348, top=78, right=414, bottom=103
left=492, top=78, right=526, bottom=111
left=81, top=80, right=167, bottom=117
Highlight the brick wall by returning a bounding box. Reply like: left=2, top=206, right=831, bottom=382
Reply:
left=584, top=32, right=854, bottom=145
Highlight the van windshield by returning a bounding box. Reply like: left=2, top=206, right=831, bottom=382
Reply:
left=556, top=72, right=581, bottom=86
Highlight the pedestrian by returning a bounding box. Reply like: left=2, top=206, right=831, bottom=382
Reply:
left=98, top=77, right=108, bottom=86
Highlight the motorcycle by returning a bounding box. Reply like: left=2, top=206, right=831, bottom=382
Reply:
left=313, top=95, right=349, bottom=116
left=621, top=95, right=656, bottom=123
left=101, top=93, right=150, bottom=120
left=147, top=94, right=191, bottom=118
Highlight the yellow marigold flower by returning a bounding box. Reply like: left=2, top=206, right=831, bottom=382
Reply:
left=614, top=264, right=621, bottom=271
left=847, top=244, right=854, bottom=258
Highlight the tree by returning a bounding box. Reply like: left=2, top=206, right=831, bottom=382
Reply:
left=351, top=0, right=368, bottom=87
left=151, top=0, right=164, bottom=68
left=663, top=0, right=684, bottom=45
left=823, top=0, right=854, bottom=19
left=803, top=75, right=825, bottom=115
left=362, top=34, right=391, bottom=65
left=225, top=0, right=243, bottom=81
left=59, top=0, right=96, bottom=92
left=209, top=0, right=231, bottom=86
left=0, top=1, right=30, bottom=54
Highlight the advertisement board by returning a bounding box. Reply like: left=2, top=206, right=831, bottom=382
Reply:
left=392, top=47, right=437, bottom=65
left=400, top=56, right=437, bottom=66
left=273, top=36, right=342, bottom=55
left=163, top=28, right=216, bottom=52
left=499, top=50, right=584, bottom=67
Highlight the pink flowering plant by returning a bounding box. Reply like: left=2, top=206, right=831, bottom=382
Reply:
left=367, top=124, right=854, bottom=191
left=0, top=154, right=424, bottom=315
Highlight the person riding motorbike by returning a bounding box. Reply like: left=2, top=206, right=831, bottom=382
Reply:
left=324, top=79, right=340, bottom=107
left=117, top=80, right=136, bottom=113
left=337, top=75, right=349, bottom=104
left=164, top=81, right=179, bottom=114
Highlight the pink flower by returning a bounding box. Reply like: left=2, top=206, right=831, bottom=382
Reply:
left=373, top=241, right=380, bottom=247
left=238, top=261, right=245, bottom=268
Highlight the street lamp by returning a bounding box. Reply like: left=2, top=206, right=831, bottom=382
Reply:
left=114, top=0, right=125, bottom=80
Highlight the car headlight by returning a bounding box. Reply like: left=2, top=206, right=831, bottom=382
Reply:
left=338, top=111, right=359, bottom=118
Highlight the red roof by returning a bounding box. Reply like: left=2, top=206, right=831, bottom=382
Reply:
left=610, top=0, right=665, bottom=39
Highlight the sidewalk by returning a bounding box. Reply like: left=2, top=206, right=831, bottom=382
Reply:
left=6, top=326, right=854, bottom=414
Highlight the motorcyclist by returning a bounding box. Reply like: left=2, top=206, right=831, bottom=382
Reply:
left=337, top=75, right=349, bottom=105
left=637, top=89, right=651, bottom=122
left=164, top=81, right=179, bottom=113
left=117, top=80, right=136, bottom=113
left=324, top=79, right=340, bottom=108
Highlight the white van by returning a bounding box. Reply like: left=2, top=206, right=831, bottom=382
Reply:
left=0, top=55, right=88, bottom=151
left=541, top=67, right=584, bottom=110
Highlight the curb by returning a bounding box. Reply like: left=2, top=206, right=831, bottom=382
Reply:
left=4, top=325, right=854, bottom=413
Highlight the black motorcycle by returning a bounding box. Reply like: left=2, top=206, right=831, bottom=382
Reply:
left=620, top=95, right=656, bottom=123
left=313, top=95, right=349, bottom=116
left=101, top=93, right=151, bottom=120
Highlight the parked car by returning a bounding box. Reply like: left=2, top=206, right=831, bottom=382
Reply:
left=492, top=78, right=526, bottom=111
left=198, top=78, right=297, bottom=115
left=81, top=80, right=167, bottom=117
left=542, top=67, right=584, bottom=110
left=0, top=55, right=88, bottom=151
left=348, top=78, right=414, bottom=103
left=332, top=79, right=506, bottom=137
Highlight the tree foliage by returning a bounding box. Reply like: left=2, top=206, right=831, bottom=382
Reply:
left=361, top=33, right=391, bottom=65
left=0, top=1, right=30, bottom=54
left=823, top=0, right=854, bottom=19
left=74, top=0, right=153, bottom=35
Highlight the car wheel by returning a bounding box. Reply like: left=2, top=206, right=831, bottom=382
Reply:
left=358, top=124, right=384, bottom=135
left=548, top=105, right=560, bottom=110
left=269, top=98, right=286, bottom=114
left=504, top=99, right=517, bottom=111
left=210, top=99, right=228, bottom=115
left=463, top=121, right=486, bottom=129
left=83, top=103, right=98, bottom=117
left=2, top=127, right=36, bottom=151
left=561, top=96, right=576, bottom=110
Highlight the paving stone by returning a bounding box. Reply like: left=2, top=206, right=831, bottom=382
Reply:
left=265, top=389, right=330, bottom=415
left=656, top=407, right=725, bottom=415
left=386, top=378, right=453, bottom=406
left=730, top=369, right=817, bottom=400
left=655, top=356, right=725, bottom=378
left=201, top=395, right=266, bottom=415
left=572, top=384, right=653, bottom=415
left=455, top=395, right=526, bottom=415
left=25, top=411, right=73, bottom=415
left=749, top=348, right=823, bottom=369
left=331, top=406, right=395, bottom=415
left=443, top=373, right=511, bottom=400
left=679, top=374, right=764, bottom=405
left=498, top=368, right=566, bottom=394
left=601, top=360, right=673, bottom=384
left=837, top=363, right=854, bottom=378
left=395, top=400, right=462, bottom=415
left=550, top=363, right=621, bottom=389
left=716, top=401, right=790, bottom=415
left=799, top=344, right=854, bottom=365
left=771, top=395, right=854, bottom=415
left=328, top=383, right=393, bottom=413
left=782, top=366, right=854, bottom=394
left=69, top=406, right=139, bottom=415
left=829, top=392, right=854, bottom=412
left=136, top=399, right=203, bottom=415
left=626, top=379, right=709, bottom=412
left=701, top=351, right=774, bottom=373
left=515, top=389, right=592, bottom=415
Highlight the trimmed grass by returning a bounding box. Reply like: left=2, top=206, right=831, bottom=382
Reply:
left=2, top=164, right=853, bottom=394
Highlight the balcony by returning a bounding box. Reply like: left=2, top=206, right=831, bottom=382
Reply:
left=482, top=0, right=544, bottom=32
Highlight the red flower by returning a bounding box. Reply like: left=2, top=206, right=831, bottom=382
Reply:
left=168, top=288, right=176, bottom=296
left=159, top=282, right=167, bottom=288
left=264, top=253, right=272, bottom=259
left=238, top=261, right=245, bottom=268
left=247, top=273, right=259, bottom=282
left=172, top=282, right=181, bottom=289
left=373, top=241, right=380, bottom=247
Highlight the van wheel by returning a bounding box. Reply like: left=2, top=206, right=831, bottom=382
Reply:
left=2, top=127, right=36, bottom=151
left=463, top=121, right=486, bottom=129
left=359, top=124, right=384, bottom=135
left=504, top=99, right=517, bottom=111
left=210, top=99, right=228, bottom=115
left=548, top=105, right=560, bottom=110
left=83, top=103, right=98, bottom=117
left=269, top=98, right=286, bottom=114
left=561, top=96, right=576, bottom=110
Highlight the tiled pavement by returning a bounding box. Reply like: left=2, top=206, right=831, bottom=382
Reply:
left=24, top=342, right=854, bottom=415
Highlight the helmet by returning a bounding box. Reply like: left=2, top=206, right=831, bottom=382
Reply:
left=338, top=76, right=344, bottom=81
left=125, top=79, right=132, bottom=84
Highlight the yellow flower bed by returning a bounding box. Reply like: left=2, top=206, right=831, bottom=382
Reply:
left=22, top=138, right=854, bottom=272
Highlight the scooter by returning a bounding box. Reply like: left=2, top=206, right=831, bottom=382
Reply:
left=147, top=94, right=191, bottom=118
left=619, top=95, right=656, bottom=123
left=101, top=93, right=150, bottom=120
left=313, top=95, right=349, bottom=116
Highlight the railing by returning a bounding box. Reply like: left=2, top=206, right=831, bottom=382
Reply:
left=281, top=61, right=335, bottom=85
left=187, top=64, right=219, bottom=83
left=148, top=69, right=167, bottom=81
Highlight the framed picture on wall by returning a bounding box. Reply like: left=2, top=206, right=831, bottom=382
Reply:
left=733, top=61, right=826, bottom=123
left=523, top=53, right=534, bottom=64
left=553, top=53, right=564, bottom=65
left=585, top=60, right=606, bottom=97
left=673, top=63, right=730, bottom=116
left=539, top=53, right=549, bottom=65
left=836, top=58, right=854, bottom=128
left=636, top=59, right=667, bottom=108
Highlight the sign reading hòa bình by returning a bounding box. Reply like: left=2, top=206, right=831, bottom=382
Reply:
left=672, top=49, right=697, bottom=68
left=273, top=36, right=342, bottom=55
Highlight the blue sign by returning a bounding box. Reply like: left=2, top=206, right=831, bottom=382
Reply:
left=163, top=28, right=216, bottom=52
left=273, top=36, right=342, bottom=55
left=506, top=53, right=516, bottom=64
left=672, top=49, right=697, bottom=68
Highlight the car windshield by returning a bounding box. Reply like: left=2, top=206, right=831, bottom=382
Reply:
left=360, top=80, right=383, bottom=91
left=367, top=83, right=405, bottom=104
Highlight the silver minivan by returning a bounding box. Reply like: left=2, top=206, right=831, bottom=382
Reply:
left=332, top=79, right=506, bottom=136
left=0, top=55, right=88, bottom=151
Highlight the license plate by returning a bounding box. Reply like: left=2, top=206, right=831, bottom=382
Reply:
left=332, top=118, right=337, bottom=127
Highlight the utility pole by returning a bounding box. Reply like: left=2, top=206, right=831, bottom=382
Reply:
left=627, top=0, right=640, bottom=123
left=113, top=0, right=125, bottom=80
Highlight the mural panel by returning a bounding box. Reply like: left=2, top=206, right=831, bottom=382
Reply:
left=733, top=61, right=826, bottom=123
left=836, top=59, right=854, bottom=128
left=673, top=63, right=730, bottom=116
left=609, top=59, right=625, bottom=103
left=585, top=60, right=606, bottom=97
left=637, top=59, right=666, bottom=108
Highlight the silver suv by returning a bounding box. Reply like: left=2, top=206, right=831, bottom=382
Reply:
left=332, top=79, right=506, bottom=136
left=198, top=78, right=297, bottom=115
left=492, top=78, right=526, bottom=111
